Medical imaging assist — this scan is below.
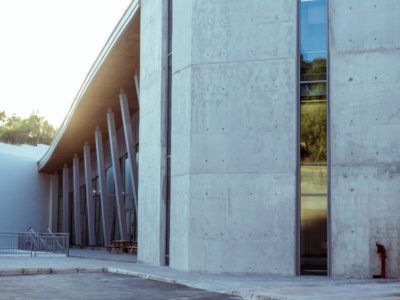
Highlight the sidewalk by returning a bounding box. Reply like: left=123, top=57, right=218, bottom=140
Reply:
left=69, top=248, right=137, bottom=263
left=0, top=250, right=399, bottom=299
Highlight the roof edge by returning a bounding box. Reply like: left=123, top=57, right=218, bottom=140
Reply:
left=38, top=0, right=140, bottom=172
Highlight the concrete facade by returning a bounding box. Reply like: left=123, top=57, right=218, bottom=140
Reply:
left=0, top=143, right=50, bottom=232
left=137, top=0, right=169, bottom=266
left=330, top=0, right=400, bottom=277
left=137, top=0, right=400, bottom=277
left=4, top=0, right=394, bottom=279
left=168, top=0, right=298, bottom=274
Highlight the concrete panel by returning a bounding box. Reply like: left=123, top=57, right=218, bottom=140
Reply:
left=173, top=0, right=296, bottom=72
left=330, top=0, right=400, bottom=53
left=187, top=173, right=296, bottom=274
left=138, top=0, right=169, bottom=266
left=330, top=0, right=400, bottom=277
left=0, top=143, right=50, bottom=232
left=170, top=67, right=191, bottom=177
left=169, top=175, right=190, bottom=271
left=170, top=0, right=297, bottom=274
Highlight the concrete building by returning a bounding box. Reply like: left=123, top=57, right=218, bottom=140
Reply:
left=0, top=143, right=50, bottom=232
left=1, top=0, right=399, bottom=278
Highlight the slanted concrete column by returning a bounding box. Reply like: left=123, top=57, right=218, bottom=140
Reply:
left=133, top=73, right=140, bottom=108
left=62, top=164, right=69, bottom=233
left=107, top=108, right=128, bottom=240
left=51, top=171, right=59, bottom=232
left=72, top=154, right=82, bottom=246
left=95, top=127, right=111, bottom=245
left=83, top=142, right=96, bottom=246
left=119, top=89, right=138, bottom=215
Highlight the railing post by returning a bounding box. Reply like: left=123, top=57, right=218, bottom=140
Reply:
left=30, top=233, right=33, bottom=257
left=66, top=234, right=70, bottom=257
left=0, top=232, right=71, bottom=257
left=34, top=235, right=37, bottom=257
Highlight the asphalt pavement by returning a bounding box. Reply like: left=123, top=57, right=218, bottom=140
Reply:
left=0, top=272, right=241, bottom=300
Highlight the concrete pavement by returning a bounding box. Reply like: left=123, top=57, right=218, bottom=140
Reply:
left=0, top=250, right=399, bottom=299
left=0, top=273, right=240, bottom=300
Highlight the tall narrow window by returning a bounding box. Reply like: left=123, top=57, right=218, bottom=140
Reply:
left=299, top=0, right=328, bottom=275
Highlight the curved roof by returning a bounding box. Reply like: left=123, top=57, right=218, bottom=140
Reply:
left=38, top=0, right=140, bottom=173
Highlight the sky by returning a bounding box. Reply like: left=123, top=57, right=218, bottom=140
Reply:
left=300, top=0, right=327, bottom=62
left=0, top=0, right=132, bottom=127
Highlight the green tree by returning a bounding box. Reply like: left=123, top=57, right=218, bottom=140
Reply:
left=0, top=111, right=5, bottom=124
left=0, top=112, right=56, bottom=145
left=300, top=102, right=327, bottom=162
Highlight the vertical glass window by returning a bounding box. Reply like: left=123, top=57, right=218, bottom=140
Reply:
left=57, top=174, right=63, bottom=232
left=123, top=156, right=136, bottom=241
left=106, top=167, right=119, bottom=241
left=70, top=191, right=75, bottom=244
left=299, top=0, right=328, bottom=275
left=92, top=177, right=103, bottom=246
left=80, top=185, right=88, bottom=246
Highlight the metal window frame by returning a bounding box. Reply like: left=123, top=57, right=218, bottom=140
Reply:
left=296, top=0, right=331, bottom=276
left=165, top=0, right=173, bottom=267
left=327, top=0, right=332, bottom=277
left=295, top=0, right=301, bottom=276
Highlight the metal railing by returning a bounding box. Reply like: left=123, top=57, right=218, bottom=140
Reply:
left=0, top=231, right=69, bottom=257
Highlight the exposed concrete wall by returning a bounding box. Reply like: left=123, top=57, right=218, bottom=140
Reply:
left=330, top=0, right=400, bottom=277
left=0, top=143, right=50, bottom=232
left=170, top=0, right=297, bottom=274
left=138, top=0, right=169, bottom=266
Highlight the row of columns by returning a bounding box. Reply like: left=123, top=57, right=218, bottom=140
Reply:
left=51, top=89, right=139, bottom=246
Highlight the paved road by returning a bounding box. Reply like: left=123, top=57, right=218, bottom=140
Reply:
left=0, top=253, right=399, bottom=299
left=0, top=273, right=241, bottom=300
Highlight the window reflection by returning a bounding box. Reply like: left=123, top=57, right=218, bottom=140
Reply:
left=300, top=0, right=327, bottom=62
left=92, top=177, right=103, bottom=246
left=300, top=100, right=327, bottom=162
left=300, top=196, right=328, bottom=271
left=299, top=0, right=328, bottom=275
left=301, top=165, right=327, bottom=194
left=301, top=57, right=327, bottom=81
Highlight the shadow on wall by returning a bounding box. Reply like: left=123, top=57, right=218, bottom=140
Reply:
left=0, top=143, right=50, bottom=232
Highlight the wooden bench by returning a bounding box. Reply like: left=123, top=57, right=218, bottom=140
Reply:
left=106, top=240, right=137, bottom=254
left=124, top=245, right=137, bottom=254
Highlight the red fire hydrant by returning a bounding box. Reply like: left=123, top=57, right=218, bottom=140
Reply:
left=375, top=242, right=386, bottom=279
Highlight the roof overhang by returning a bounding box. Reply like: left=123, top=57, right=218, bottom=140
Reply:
left=38, top=0, right=140, bottom=173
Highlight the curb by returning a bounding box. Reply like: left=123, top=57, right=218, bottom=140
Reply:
left=107, top=268, right=178, bottom=284
left=106, top=268, right=249, bottom=299
left=0, top=268, right=107, bottom=276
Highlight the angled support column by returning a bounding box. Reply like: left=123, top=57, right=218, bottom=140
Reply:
left=62, top=164, right=69, bottom=233
left=133, top=73, right=140, bottom=108
left=83, top=142, right=96, bottom=246
left=107, top=108, right=128, bottom=240
left=95, top=127, right=111, bottom=246
left=72, top=154, right=82, bottom=246
left=51, top=171, right=59, bottom=232
left=119, top=89, right=138, bottom=215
